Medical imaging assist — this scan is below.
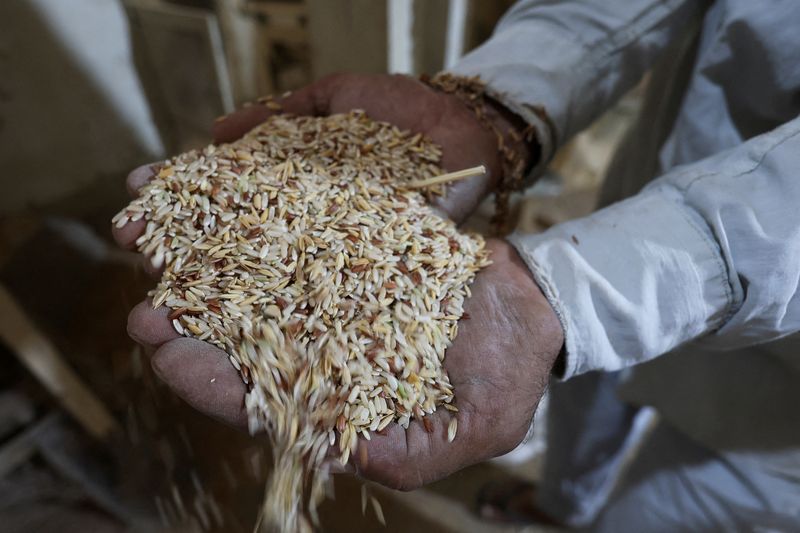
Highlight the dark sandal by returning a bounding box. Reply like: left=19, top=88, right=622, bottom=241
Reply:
left=475, top=479, right=564, bottom=526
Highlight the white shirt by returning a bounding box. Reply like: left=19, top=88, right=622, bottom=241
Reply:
left=452, top=0, right=800, bottom=450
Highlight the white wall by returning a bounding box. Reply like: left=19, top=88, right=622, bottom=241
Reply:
left=0, top=0, right=163, bottom=213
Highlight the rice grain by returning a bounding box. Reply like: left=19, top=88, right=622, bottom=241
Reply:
left=115, top=111, right=489, bottom=531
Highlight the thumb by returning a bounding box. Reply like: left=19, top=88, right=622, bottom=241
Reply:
left=151, top=338, right=248, bottom=429
left=212, top=83, right=324, bottom=143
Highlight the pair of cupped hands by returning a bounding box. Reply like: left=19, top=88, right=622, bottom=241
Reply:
left=113, top=73, right=563, bottom=491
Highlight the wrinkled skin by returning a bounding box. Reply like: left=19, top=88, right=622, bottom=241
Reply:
left=113, top=73, right=563, bottom=491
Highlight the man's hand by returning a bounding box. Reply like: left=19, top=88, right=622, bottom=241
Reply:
left=114, top=73, right=560, bottom=489
left=124, top=238, right=563, bottom=489
left=114, top=73, right=532, bottom=256
left=215, top=72, right=531, bottom=222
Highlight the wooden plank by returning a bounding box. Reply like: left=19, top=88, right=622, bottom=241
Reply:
left=35, top=414, right=157, bottom=527
left=0, top=414, right=59, bottom=478
left=443, top=0, right=468, bottom=69
left=241, top=1, right=307, bottom=22
left=0, top=390, right=36, bottom=442
left=413, top=0, right=449, bottom=75
left=306, top=0, right=387, bottom=77
left=388, top=0, right=414, bottom=73
left=215, top=0, right=266, bottom=104
left=124, top=0, right=235, bottom=151
left=0, top=285, right=119, bottom=440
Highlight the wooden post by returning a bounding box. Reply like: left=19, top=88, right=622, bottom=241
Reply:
left=214, top=0, right=265, bottom=104
left=413, top=0, right=448, bottom=75
left=306, top=0, right=388, bottom=77
left=124, top=0, right=235, bottom=151
left=0, top=285, right=119, bottom=440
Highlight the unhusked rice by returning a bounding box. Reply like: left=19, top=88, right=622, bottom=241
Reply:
left=113, top=110, right=490, bottom=531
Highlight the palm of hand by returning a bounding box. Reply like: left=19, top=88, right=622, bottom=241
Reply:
left=115, top=73, right=562, bottom=490
left=214, top=73, right=503, bottom=222
left=353, top=239, right=562, bottom=489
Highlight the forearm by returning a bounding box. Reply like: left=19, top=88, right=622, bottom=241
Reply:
left=510, top=116, right=800, bottom=378
left=450, top=0, right=707, bottom=179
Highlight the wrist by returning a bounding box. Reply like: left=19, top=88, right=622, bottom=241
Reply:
left=493, top=239, right=565, bottom=365
left=420, top=73, right=540, bottom=231
left=482, top=95, right=538, bottom=183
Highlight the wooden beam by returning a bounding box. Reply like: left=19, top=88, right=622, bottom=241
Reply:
left=0, top=285, right=119, bottom=440
left=388, top=0, right=414, bottom=74
left=0, top=414, right=59, bottom=478
left=413, top=0, right=448, bottom=75
left=306, top=0, right=387, bottom=77
left=124, top=0, right=235, bottom=151
left=240, top=1, right=307, bottom=21
left=443, top=0, right=468, bottom=69
left=215, top=0, right=266, bottom=104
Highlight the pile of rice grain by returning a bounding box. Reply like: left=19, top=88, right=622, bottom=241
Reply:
left=113, top=110, right=490, bottom=531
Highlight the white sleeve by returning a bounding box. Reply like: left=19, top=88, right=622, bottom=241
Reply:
left=450, top=0, right=705, bottom=178
left=509, top=117, right=800, bottom=378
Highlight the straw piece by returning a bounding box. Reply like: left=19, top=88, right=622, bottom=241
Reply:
left=405, top=165, right=486, bottom=188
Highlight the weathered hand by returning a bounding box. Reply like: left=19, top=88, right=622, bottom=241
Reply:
left=213, top=72, right=527, bottom=222
left=113, top=73, right=522, bottom=259
left=340, top=238, right=563, bottom=489
left=113, top=72, right=531, bottom=251
left=122, top=237, right=563, bottom=489
left=114, top=73, right=560, bottom=490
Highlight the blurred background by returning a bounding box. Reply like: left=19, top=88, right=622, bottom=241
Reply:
left=0, top=1, right=643, bottom=531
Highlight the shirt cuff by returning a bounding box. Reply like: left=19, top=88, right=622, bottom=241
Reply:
left=449, top=34, right=559, bottom=184
left=507, top=188, right=736, bottom=379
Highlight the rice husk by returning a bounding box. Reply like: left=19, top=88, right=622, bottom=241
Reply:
left=113, top=110, right=490, bottom=531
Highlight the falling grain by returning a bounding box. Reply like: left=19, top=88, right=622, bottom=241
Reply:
left=371, top=496, right=386, bottom=526
left=448, top=417, right=458, bottom=443
left=114, top=111, right=489, bottom=531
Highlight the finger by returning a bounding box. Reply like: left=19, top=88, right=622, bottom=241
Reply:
left=151, top=337, right=248, bottom=429
left=354, top=407, right=475, bottom=491
left=112, top=163, right=160, bottom=249
left=425, top=124, right=499, bottom=224
left=112, top=218, right=146, bottom=250
left=432, top=166, right=494, bottom=224
left=140, top=254, right=164, bottom=279
left=212, top=105, right=273, bottom=144
left=212, top=86, right=321, bottom=144
left=127, top=299, right=181, bottom=350
left=110, top=221, right=165, bottom=278
left=127, top=163, right=159, bottom=197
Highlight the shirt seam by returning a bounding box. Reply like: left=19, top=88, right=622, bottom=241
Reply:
left=507, top=235, right=580, bottom=379
left=667, top=196, right=737, bottom=330
left=575, top=0, right=686, bottom=68
left=530, top=1, right=687, bottom=121
left=681, top=129, right=800, bottom=191
left=473, top=0, right=690, bottom=170
left=655, top=126, right=800, bottom=330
